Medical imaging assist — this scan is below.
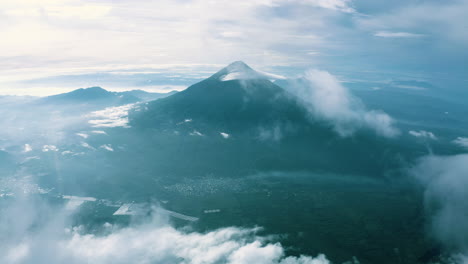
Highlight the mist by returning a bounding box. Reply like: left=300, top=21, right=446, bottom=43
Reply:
left=411, top=154, right=468, bottom=260
left=282, top=70, right=399, bottom=138
left=0, top=193, right=332, bottom=264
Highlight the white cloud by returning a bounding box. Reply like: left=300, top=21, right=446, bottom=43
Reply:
left=453, top=137, right=468, bottom=149
left=80, top=142, right=95, bottom=150
left=374, top=31, right=424, bottom=38
left=63, top=195, right=97, bottom=210
left=75, top=133, right=88, bottom=139
left=88, top=104, right=134, bottom=128
left=190, top=130, right=204, bottom=136
left=300, top=0, right=355, bottom=13
left=286, top=70, right=399, bottom=137
left=100, top=144, right=114, bottom=151
left=42, top=145, right=58, bottom=152
left=271, top=0, right=355, bottom=13
left=0, top=0, right=354, bottom=92
left=91, top=130, right=107, bottom=135
left=0, top=0, right=465, bottom=96
left=306, top=51, right=320, bottom=56
left=21, top=156, right=40, bottom=163
left=177, top=118, right=193, bottom=125
left=23, top=144, right=32, bottom=152
left=0, top=196, right=332, bottom=264
left=409, top=130, right=437, bottom=140
left=220, top=132, right=230, bottom=139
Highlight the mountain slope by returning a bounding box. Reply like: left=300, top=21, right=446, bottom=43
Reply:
left=130, top=61, right=309, bottom=131
left=125, top=61, right=421, bottom=179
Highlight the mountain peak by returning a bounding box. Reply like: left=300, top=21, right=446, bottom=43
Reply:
left=68, top=86, right=111, bottom=98
left=225, top=61, right=253, bottom=73
left=83, top=86, right=107, bottom=92
left=213, top=61, right=264, bottom=82
left=211, top=61, right=286, bottom=82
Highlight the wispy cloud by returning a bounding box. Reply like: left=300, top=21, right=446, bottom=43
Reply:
left=453, top=137, right=468, bottom=149
left=411, top=154, right=468, bottom=259
left=409, top=130, right=437, bottom=140
left=374, top=31, right=424, bottom=38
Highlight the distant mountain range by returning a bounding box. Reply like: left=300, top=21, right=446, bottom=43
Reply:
left=119, top=89, right=178, bottom=102
left=41, top=86, right=177, bottom=104
left=40, top=86, right=140, bottom=105
left=29, top=86, right=178, bottom=113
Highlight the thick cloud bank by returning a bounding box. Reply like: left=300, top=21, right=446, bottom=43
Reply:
left=411, top=154, right=468, bottom=260
left=286, top=70, right=399, bottom=137
left=0, top=196, right=330, bottom=264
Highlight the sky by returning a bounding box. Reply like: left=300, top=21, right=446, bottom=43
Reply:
left=0, top=0, right=467, bottom=95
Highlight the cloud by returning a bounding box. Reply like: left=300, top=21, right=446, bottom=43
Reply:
left=307, top=0, right=355, bottom=13
left=411, top=154, right=468, bottom=258
left=358, top=1, right=468, bottom=45
left=273, top=0, right=355, bottom=13
left=220, top=132, right=230, bottom=139
left=285, top=70, right=399, bottom=137
left=91, top=130, right=107, bottom=135
left=0, top=195, right=331, bottom=264
left=453, top=137, right=468, bottom=149
left=80, top=142, right=95, bottom=150
left=0, top=0, right=466, bottom=95
left=99, top=144, right=114, bottom=151
left=189, top=130, right=204, bottom=136
left=23, top=144, right=32, bottom=153
left=409, top=130, right=437, bottom=140
left=75, top=133, right=88, bottom=139
left=0, top=0, right=357, bottom=93
left=42, top=145, right=58, bottom=152
left=88, top=104, right=134, bottom=128
left=374, top=31, right=424, bottom=38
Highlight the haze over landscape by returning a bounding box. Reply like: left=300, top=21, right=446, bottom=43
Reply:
left=0, top=1, right=468, bottom=264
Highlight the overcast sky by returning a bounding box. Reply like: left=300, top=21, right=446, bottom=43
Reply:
left=0, top=0, right=467, bottom=95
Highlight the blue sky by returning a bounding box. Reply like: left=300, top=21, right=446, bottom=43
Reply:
left=0, top=0, right=467, bottom=95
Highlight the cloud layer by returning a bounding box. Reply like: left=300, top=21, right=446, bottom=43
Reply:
left=1, top=0, right=466, bottom=94
left=0, top=195, right=330, bottom=264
